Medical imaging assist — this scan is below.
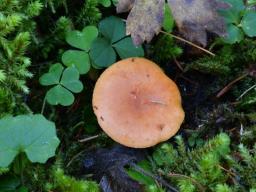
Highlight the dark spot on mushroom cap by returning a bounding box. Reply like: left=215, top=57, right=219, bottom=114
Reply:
left=100, top=116, right=104, bottom=121
left=157, top=124, right=165, bottom=131
left=146, top=74, right=150, bottom=78
left=131, top=58, right=135, bottom=62
left=93, top=106, right=98, bottom=110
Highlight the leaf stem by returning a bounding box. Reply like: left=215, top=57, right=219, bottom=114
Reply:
left=41, top=96, right=46, bottom=115
left=160, top=30, right=215, bottom=56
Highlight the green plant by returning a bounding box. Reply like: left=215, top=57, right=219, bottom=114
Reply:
left=0, top=0, right=43, bottom=116
left=126, top=161, right=165, bottom=192
left=90, top=16, right=144, bottom=68
left=0, top=114, right=60, bottom=168
left=147, top=133, right=256, bottom=191
left=62, top=26, right=98, bottom=74
left=40, top=64, right=83, bottom=106
left=162, top=3, right=174, bottom=32
left=46, top=168, right=99, bottom=192
left=219, top=0, right=256, bottom=43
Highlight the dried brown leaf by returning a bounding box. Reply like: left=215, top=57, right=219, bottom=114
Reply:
left=168, top=0, right=227, bottom=46
left=116, top=0, right=135, bottom=13
left=125, top=0, right=165, bottom=45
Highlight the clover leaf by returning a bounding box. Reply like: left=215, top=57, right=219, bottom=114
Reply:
left=219, top=0, right=256, bottom=44
left=62, top=50, right=90, bottom=74
left=90, top=16, right=144, bottom=68
left=224, top=24, right=244, bottom=44
left=241, top=11, right=256, bottom=37
left=99, top=16, right=126, bottom=43
left=0, top=114, right=60, bottom=167
left=40, top=63, right=83, bottom=106
left=62, top=26, right=98, bottom=74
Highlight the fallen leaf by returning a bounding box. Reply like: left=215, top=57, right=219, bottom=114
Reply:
left=83, top=145, right=146, bottom=192
left=116, top=0, right=135, bottom=13
left=124, top=0, right=165, bottom=45
left=167, top=0, right=227, bottom=46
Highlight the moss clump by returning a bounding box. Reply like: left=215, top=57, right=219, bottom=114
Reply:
left=151, top=133, right=256, bottom=192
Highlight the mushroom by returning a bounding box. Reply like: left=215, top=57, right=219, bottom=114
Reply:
left=92, top=57, right=185, bottom=148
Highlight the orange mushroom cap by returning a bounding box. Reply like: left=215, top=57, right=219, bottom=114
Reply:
left=92, top=58, right=185, bottom=148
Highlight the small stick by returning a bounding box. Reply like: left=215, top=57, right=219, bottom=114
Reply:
left=78, top=134, right=100, bottom=143
left=160, top=30, right=215, bottom=56
left=173, top=58, right=184, bottom=72
left=236, top=84, right=256, bottom=100
left=216, top=73, right=248, bottom=98
left=66, top=149, right=87, bottom=168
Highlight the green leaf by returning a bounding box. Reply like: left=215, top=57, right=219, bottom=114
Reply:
left=218, top=9, right=241, bottom=24
left=126, top=161, right=155, bottom=186
left=18, top=186, right=28, bottom=192
left=0, top=114, right=60, bottom=167
left=223, top=24, right=243, bottom=44
left=98, top=0, right=112, bottom=7
left=60, top=66, right=83, bottom=93
left=99, top=16, right=126, bottom=43
left=66, top=26, right=98, bottom=51
left=0, top=70, right=6, bottom=82
left=62, top=50, right=90, bottom=74
left=42, top=65, right=83, bottom=106
left=113, top=37, right=144, bottom=59
left=221, top=0, right=245, bottom=12
left=90, top=38, right=116, bottom=67
left=241, top=11, right=256, bottom=37
left=163, top=3, right=174, bottom=32
left=46, top=85, right=74, bottom=106
left=39, top=63, right=64, bottom=86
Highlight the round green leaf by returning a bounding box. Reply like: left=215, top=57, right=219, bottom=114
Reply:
left=0, top=114, right=60, bottom=167
left=241, top=11, right=256, bottom=37
left=46, top=85, right=74, bottom=106
left=223, top=24, right=243, bottom=44
left=218, top=9, right=241, bottom=24
left=91, top=60, right=104, bottom=69
left=222, top=0, right=245, bottom=11
left=39, top=63, right=64, bottom=86
left=60, top=67, right=83, bottom=93
left=66, top=26, right=98, bottom=51
left=62, top=50, right=90, bottom=74
left=90, top=37, right=116, bottom=67
left=99, top=16, right=126, bottom=43
left=113, top=37, right=144, bottom=59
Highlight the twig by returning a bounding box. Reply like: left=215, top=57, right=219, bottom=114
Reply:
left=218, top=165, right=236, bottom=177
left=78, top=134, right=100, bottom=143
left=66, top=149, right=87, bottom=168
left=173, top=58, right=184, bottom=71
left=130, top=163, right=179, bottom=192
left=218, top=165, right=238, bottom=185
left=236, top=84, right=256, bottom=100
left=167, top=173, right=205, bottom=192
left=160, top=30, right=215, bottom=56
left=216, top=73, right=248, bottom=98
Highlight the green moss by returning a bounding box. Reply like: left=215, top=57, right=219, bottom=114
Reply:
left=151, top=133, right=256, bottom=191
left=46, top=168, right=99, bottom=192
left=152, top=34, right=183, bottom=63
left=0, top=0, right=43, bottom=116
